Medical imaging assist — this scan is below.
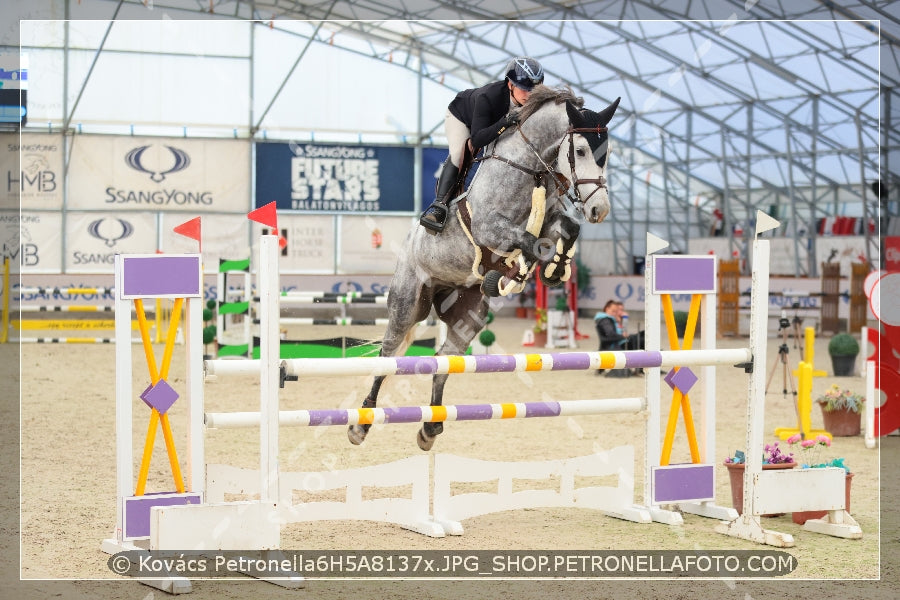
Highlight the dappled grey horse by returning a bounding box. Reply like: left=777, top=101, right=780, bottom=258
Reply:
left=349, top=85, right=621, bottom=450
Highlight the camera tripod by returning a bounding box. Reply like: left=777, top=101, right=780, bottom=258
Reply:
left=765, top=313, right=798, bottom=402
left=787, top=302, right=805, bottom=350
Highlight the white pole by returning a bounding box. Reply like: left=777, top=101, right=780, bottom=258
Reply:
left=186, top=293, right=204, bottom=494
left=865, top=358, right=876, bottom=449
left=742, top=232, right=772, bottom=517
left=113, top=255, right=133, bottom=543
left=643, top=246, right=661, bottom=509
left=259, top=235, right=280, bottom=503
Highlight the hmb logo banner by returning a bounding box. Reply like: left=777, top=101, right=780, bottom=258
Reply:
left=68, top=135, right=249, bottom=212
left=0, top=132, right=64, bottom=210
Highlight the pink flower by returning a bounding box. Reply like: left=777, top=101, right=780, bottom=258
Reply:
left=801, top=439, right=816, bottom=448
left=786, top=433, right=802, bottom=444
left=816, top=434, right=832, bottom=447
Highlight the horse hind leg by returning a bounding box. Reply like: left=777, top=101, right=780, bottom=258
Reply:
left=417, top=288, right=489, bottom=451
left=348, top=285, right=429, bottom=445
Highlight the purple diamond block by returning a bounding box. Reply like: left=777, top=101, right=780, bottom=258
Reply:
left=140, top=380, right=180, bottom=414
left=664, top=367, right=699, bottom=395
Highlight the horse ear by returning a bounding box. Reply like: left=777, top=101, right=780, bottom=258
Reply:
left=596, top=97, right=621, bottom=127
left=565, top=101, right=585, bottom=127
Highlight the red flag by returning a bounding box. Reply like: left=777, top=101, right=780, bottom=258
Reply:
left=173, top=217, right=201, bottom=251
left=248, top=201, right=278, bottom=229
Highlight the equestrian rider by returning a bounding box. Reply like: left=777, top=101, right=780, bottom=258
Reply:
left=419, top=57, right=545, bottom=233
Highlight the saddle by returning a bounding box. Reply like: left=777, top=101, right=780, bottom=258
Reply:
left=448, top=143, right=546, bottom=296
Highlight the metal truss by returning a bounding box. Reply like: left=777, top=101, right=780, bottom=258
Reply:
left=23, top=0, right=896, bottom=274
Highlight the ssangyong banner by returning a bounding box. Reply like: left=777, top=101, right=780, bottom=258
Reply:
left=67, top=135, right=249, bottom=212
left=255, top=141, right=414, bottom=213
left=0, top=133, right=64, bottom=210
left=1, top=211, right=63, bottom=273
left=66, top=212, right=157, bottom=273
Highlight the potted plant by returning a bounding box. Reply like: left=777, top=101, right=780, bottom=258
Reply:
left=723, top=443, right=796, bottom=515
left=816, top=384, right=865, bottom=436
left=828, top=332, right=859, bottom=376
left=786, top=433, right=853, bottom=524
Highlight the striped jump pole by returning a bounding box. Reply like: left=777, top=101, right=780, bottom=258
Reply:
left=262, top=295, right=388, bottom=305
left=204, top=348, right=752, bottom=379
left=16, top=286, right=114, bottom=296
left=12, top=336, right=116, bottom=343
left=206, top=397, right=646, bottom=429
left=279, top=291, right=386, bottom=299
left=18, top=305, right=116, bottom=312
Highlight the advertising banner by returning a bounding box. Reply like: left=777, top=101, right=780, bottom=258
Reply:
left=65, top=212, right=157, bottom=273
left=250, top=214, right=336, bottom=274
left=68, top=136, right=249, bottom=212
left=338, top=215, right=412, bottom=274
left=886, top=236, right=900, bottom=272
left=1, top=210, right=62, bottom=272
left=256, top=141, right=414, bottom=213
left=0, top=133, right=64, bottom=210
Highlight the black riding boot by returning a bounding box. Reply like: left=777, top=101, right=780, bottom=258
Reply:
left=419, top=161, right=460, bottom=234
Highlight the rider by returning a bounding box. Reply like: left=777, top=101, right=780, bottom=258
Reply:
left=419, top=57, right=545, bottom=233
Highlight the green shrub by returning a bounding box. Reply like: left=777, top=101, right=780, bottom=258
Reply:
left=828, top=333, right=859, bottom=357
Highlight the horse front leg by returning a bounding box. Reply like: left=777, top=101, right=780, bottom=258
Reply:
left=538, top=211, right=581, bottom=287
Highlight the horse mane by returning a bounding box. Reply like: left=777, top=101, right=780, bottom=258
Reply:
left=515, top=85, right=585, bottom=122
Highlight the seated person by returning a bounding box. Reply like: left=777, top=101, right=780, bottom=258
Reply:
left=594, top=300, right=626, bottom=352
left=615, top=302, right=645, bottom=351
left=594, top=301, right=645, bottom=374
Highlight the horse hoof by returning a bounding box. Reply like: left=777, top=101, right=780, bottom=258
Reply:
left=416, top=428, right=435, bottom=451
left=480, top=270, right=503, bottom=297
left=348, top=425, right=368, bottom=445
left=539, top=269, right=564, bottom=288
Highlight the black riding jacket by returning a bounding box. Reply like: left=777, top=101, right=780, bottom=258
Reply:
left=448, top=80, right=515, bottom=149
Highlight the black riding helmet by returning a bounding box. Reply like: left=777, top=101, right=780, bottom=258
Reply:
left=505, top=57, right=544, bottom=91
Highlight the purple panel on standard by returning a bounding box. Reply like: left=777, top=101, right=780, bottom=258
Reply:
left=395, top=356, right=437, bottom=375
left=124, top=492, right=202, bottom=539
left=652, top=464, right=715, bottom=503
left=382, top=406, right=426, bottom=423
left=550, top=353, right=593, bottom=371
left=473, top=354, right=518, bottom=372
left=308, top=410, right=349, bottom=426
left=653, top=256, right=716, bottom=293
left=524, top=402, right=562, bottom=418
left=453, top=404, right=496, bottom=420
left=663, top=369, right=677, bottom=390
left=624, top=351, right=663, bottom=368
left=140, top=379, right=180, bottom=414
left=669, top=367, right=699, bottom=395
left=121, top=255, right=202, bottom=299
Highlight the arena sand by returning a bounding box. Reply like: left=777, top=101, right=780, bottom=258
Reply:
left=9, top=316, right=898, bottom=599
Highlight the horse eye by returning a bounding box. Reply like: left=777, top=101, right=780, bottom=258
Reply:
left=576, top=148, right=586, bottom=157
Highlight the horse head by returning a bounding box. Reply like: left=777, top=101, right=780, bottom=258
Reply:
left=563, top=97, right=620, bottom=224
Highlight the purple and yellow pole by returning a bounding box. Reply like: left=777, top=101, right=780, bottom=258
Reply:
left=659, top=293, right=702, bottom=466
left=133, top=297, right=186, bottom=496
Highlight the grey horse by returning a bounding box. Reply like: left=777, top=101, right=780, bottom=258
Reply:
left=349, top=85, right=621, bottom=450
